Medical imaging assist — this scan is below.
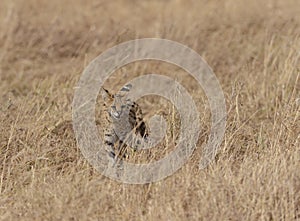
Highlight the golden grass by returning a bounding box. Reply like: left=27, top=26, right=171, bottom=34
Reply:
left=0, top=0, right=299, bottom=220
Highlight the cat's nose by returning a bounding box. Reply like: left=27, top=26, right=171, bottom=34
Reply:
left=112, top=111, right=121, bottom=119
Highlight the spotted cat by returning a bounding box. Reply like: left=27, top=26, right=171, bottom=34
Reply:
left=100, top=84, right=149, bottom=161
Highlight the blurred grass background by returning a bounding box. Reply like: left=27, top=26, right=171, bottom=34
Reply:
left=0, top=0, right=299, bottom=220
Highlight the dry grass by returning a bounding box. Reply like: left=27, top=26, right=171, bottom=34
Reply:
left=0, top=0, right=299, bottom=220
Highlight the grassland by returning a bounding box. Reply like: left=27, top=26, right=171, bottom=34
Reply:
left=0, top=0, right=299, bottom=220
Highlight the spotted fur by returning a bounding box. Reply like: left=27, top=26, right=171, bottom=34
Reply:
left=100, top=84, right=148, bottom=160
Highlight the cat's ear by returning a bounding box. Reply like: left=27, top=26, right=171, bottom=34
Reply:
left=118, top=84, right=132, bottom=97
left=100, top=87, right=114, bottom=102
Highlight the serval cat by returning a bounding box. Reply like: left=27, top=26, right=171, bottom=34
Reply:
left=100, top=84, right=149, bottom=162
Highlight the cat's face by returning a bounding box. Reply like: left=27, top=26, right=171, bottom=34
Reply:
left=101, top=84, right=132, bottom=120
